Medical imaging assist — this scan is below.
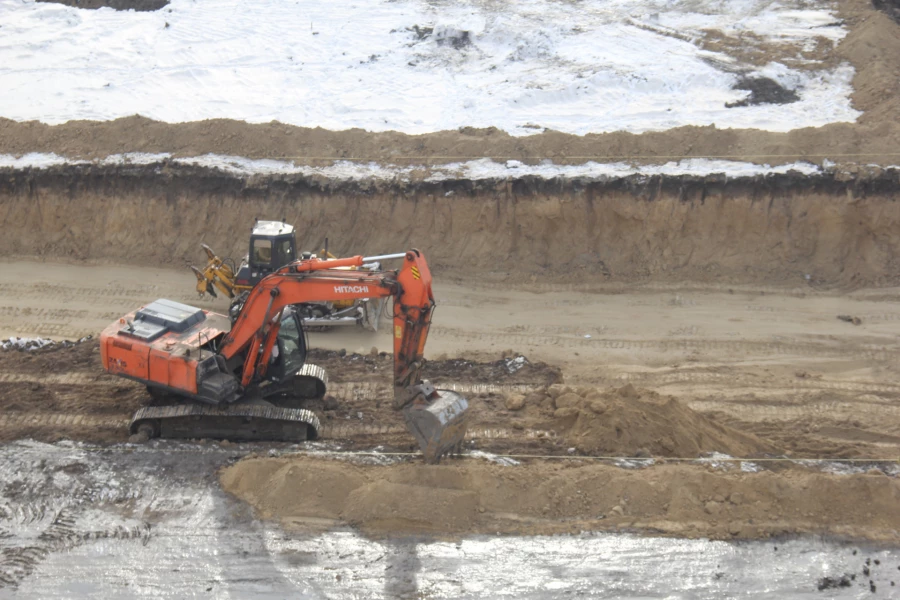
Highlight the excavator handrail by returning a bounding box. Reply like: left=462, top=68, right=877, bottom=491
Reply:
left=270, top=252, right=406, bottom=274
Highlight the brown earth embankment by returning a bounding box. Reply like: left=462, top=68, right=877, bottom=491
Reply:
left=1, top=163, right=899, bottom=286
left=220, top=456, right=900, bottom=541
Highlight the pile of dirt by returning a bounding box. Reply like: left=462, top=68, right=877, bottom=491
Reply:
left=219, top=456, right=900, bottom=541
left=530, top=384, right=773, bottom=458
left=835, top=3, right=900, bottom=123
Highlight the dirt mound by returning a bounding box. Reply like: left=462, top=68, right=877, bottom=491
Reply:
left=543, top=384, right=773, bottom=458
left=343, top=481, right=479, bottom=533
left=835, top=7, right=900, bottom=123
left=219, top=456, right=900, bottom=541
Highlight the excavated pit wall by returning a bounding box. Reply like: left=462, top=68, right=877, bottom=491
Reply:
left=1, top=163, right=899, bottom=285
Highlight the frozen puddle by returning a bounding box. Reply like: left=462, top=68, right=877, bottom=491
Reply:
left=1, top=440, right=898, bottom=598
left=0, top=0, right=857, bottom=134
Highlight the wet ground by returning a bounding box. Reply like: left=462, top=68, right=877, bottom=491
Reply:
left=1, top=440, right=898, bottom=599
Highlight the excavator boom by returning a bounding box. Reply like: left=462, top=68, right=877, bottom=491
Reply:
left=217, top=250, right=469, bottom=460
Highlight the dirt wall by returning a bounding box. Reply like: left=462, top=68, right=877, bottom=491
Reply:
left=1, top=163, right=899, bottom=285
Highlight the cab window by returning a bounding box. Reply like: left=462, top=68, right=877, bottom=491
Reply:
left=277, top=239, right=294, bottom=265
left=276, top=313, right=306, bottom=376
left=252, top=239, right=272, bottom=264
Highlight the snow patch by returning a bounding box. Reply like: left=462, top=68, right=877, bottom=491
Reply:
left=503, top=356, right=529, bottom=374
left=0, top=0, right=859, bottom=135
left=1, top=335, right=92, bottom=351
left=0, top=152, right=832, bottom=179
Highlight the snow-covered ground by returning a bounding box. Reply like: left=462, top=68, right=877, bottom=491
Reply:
left=0, top=0, right=857, bottom=135
left=0, top=151, right=840, bottom=179
left=3, top=441, right=899, bottom=598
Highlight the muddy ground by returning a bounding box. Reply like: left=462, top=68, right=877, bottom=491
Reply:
left=2, top=260, right=900, bottom=464
left=3, top=441, right=898, bottom=598
left=3, top=336, right=900, bottom=543
left=2, top=260, right=900, bottom=543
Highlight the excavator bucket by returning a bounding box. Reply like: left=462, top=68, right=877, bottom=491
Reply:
left=402, top=389, right=470, bottom=463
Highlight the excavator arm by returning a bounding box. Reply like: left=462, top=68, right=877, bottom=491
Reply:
left=220, top=249, right=469, bottom=461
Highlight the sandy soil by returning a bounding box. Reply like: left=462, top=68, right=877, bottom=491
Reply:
left=1, top=255, right=899, bottom=543
left=2, top=260, right=900, bottom=463
left=1, top=0, right=898, bottom=167
left=220, top=455, right=900, bottom=542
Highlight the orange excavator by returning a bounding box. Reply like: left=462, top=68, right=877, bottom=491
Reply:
left=100, top=249, right=469, bottom=463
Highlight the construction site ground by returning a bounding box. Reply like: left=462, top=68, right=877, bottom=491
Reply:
left=3, top=0, right=900, bottom=594
left=2, top=259, right=900, bottom=550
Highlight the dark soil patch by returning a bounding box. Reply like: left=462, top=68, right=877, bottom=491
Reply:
left=817, top=574, right=854, bottom=590
left=36, top=0, right=168, bottom=11
left=0, top=337, right=97, bottom=375
left=872, top=0, right=900, bottom=24
left=726, top=77, right=800, bottom=108
left=435, top=28, right=472, bottom=50
left=0, top=341, right=562, bottom=450
left=306, top=349, right=561, bottom=387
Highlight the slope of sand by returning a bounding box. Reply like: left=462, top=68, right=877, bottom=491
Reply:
left=218, top=385, right=897, bottom=543
left=220, top=456, right=900, bottom=541
left=541, top=384, right=774, bottom=458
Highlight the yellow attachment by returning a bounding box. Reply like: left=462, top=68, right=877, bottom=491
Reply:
left=191, top=244, right=237, bottom=299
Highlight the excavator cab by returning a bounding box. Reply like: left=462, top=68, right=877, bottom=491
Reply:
left=234, top=221, right=297, bottom=286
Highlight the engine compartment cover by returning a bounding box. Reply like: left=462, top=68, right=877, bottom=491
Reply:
left=121, top=299, right=206, bottom=342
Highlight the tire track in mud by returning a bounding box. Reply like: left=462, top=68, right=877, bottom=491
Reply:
left=0, top=449, right=153, bottom=590
left=686, top=399, right=900, bottom=423
left=448, top=280, right=836, bottom=299
left=430, top=327, right=900, bottom=361
left=0, top=410, right=556, bottom=444
left=3, top=371, right=900, bottom=441
left=612, top=370, right=900, bottom=396
left=0, top=373, right=110, bottom=385
left=9, top=368, right=899, bottom=400
left=0, top=512, right=150, bottom=589
left=0, top=279, right=219, bottom=339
